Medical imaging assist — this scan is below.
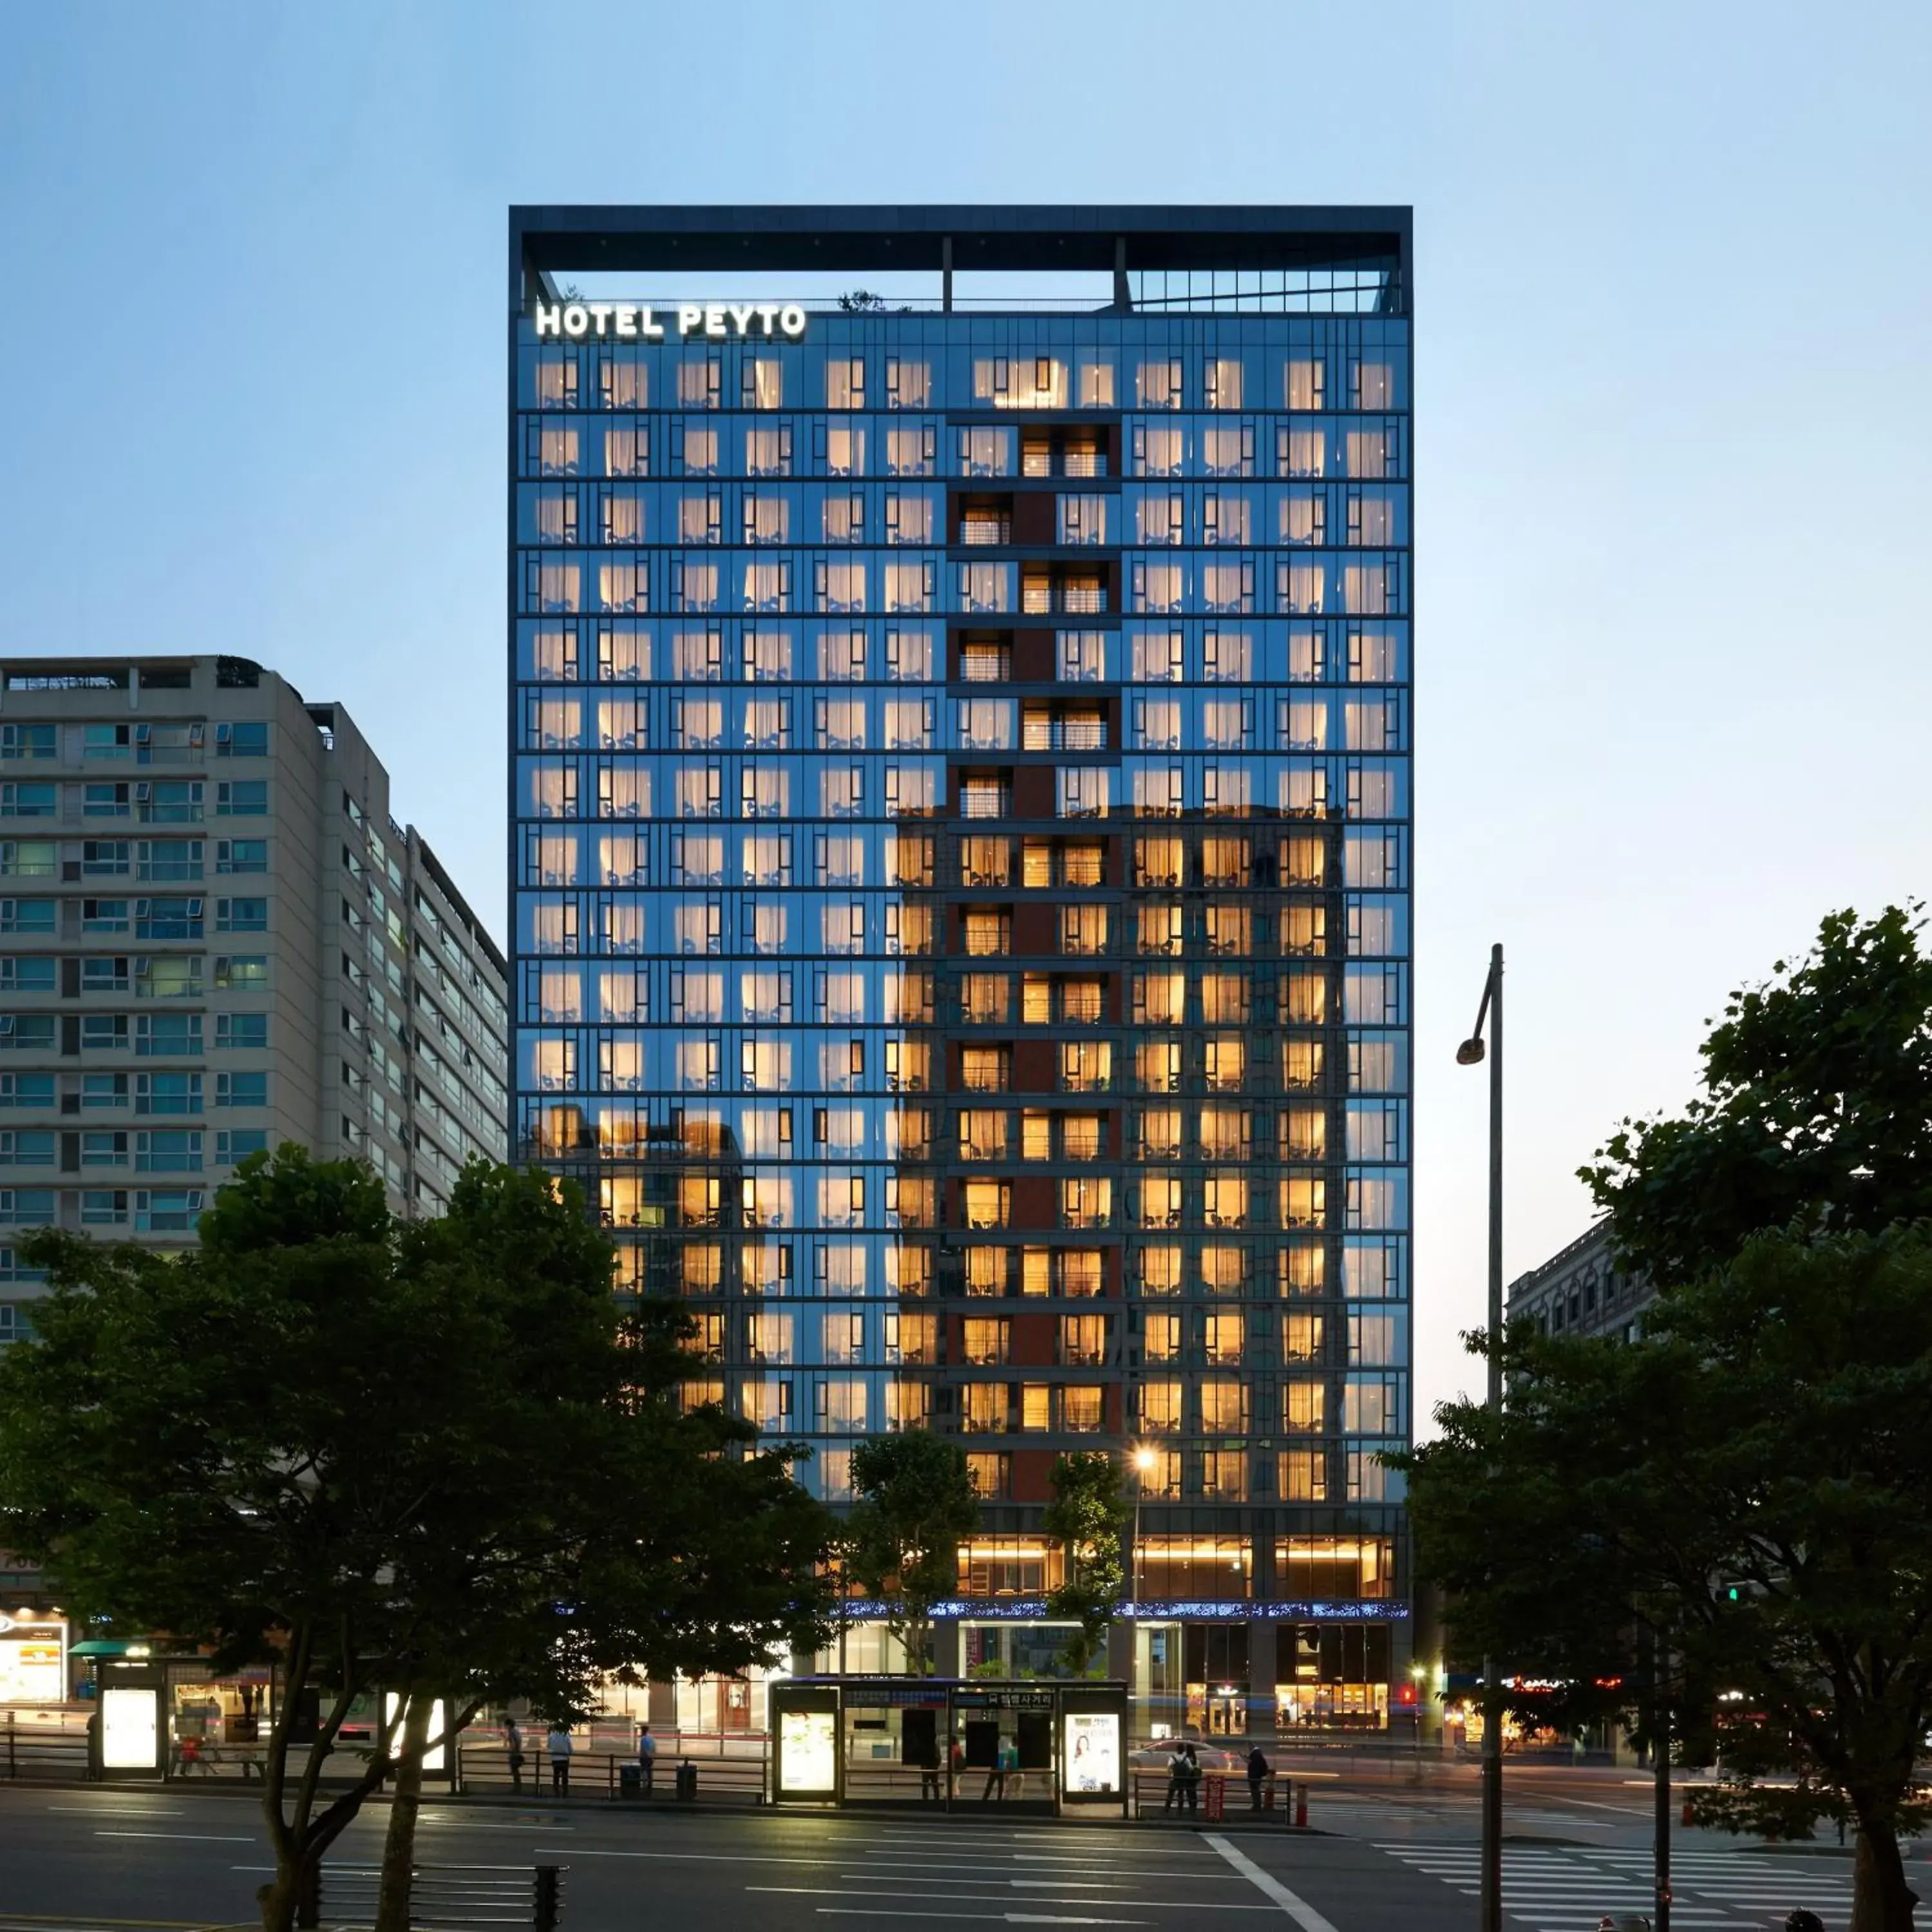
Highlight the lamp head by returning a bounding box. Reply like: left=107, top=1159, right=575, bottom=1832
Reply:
left=1132, top=1447, right=1157, bottom=1473
left=1455, top=1037, right=1486, bottom=1066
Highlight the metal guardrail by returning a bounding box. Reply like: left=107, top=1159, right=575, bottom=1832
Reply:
left=0, top=1716, right=90, bottom=1780
left=319, top=1862, right=562, bottom=1931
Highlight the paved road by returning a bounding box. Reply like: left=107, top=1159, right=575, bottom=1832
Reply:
left=0, top=1772, right=1886, bottom=1931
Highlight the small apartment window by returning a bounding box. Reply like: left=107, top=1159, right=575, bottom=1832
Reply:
left=216, top=897, right=268, bottom=933
left=216, top=1130, right=269, bottom=1166
left=217, top=839, right=268, bottom=874
left=214, top=721, right=269, bottom=757
left=216, top=1014, right=268, bottom=1050
left=216, top=781, right=268, bottom=816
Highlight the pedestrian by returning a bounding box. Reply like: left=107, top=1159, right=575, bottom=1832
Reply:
left=546, top=1721, right=573, bottom=1795
left=918, top=1730, right=940, bottom=1803
left=1180, top=1741, right=1201, bottom=1813
left=504, top=1716, right=525, bottom=1794
left=1247, top=1744, right=1269, bottom=1812
left=1162, top=1741, right=1188, bottom=1814
left=637, top=1721, right=657, bottom=1797
left=1004, top=1734, right=1024, bottom=1801
left=948, top=1736, right=965, bottom=1799
left=981, top=1734, right=1010, bottom=1803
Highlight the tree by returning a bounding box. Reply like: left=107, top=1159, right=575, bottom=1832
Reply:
left=1582, top=905, right=1932, bottom=1285
left=1402, top=1227, right=1932, bottom=1932
left=845, top=1434, right=979, bottom=1675
left=0, top=1150, right=835, bottom=1932
left=1042, top=1453, right=1128, bottom=1678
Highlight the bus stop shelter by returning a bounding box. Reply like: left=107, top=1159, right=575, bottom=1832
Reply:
left=768, top=1677, right=1129, bottom=1817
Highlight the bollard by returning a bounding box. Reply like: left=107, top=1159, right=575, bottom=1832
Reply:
left=1294, top=1781, right=1308, bottom=1829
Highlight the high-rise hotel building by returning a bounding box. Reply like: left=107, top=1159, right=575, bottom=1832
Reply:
left=509, top=207, right=1412, bottom=1734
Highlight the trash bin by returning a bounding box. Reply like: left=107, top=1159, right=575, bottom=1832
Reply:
left=675, top=1761, right=697, bottom=1803
left=618, top=1763, right=643, bottom=1799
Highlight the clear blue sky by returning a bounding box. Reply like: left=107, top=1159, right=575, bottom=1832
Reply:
left=5, top=0, right=1929, bottom=1430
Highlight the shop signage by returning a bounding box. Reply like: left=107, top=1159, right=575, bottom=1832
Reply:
left=532, top=302, right=808, bottom=343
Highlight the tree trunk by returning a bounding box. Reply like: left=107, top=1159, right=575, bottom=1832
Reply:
left=372, top=1694, right=433, bottom=1932
left=1852, top=1819, right=1918, bottom=1932
left=256, top=1858, right=318, bottom=1932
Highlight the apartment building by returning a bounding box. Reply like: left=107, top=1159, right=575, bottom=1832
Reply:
left=509, top=207, right=1414, bottom=1735
left=0, top=654, right=509, bottom=1342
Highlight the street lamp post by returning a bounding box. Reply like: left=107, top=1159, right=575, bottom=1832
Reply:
left=1128, top=1446, right=1156, bottom=1732
left=1457, top=943, right=1504, bottom=1932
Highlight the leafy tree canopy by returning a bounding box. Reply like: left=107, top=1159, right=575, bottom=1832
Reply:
left=1043, top=1452, right=1129, bottom=1678
left=1400, top=1226, right=1932, bottom=1932
left=0, top=1150, right=834, bottom=1932
left=1582, top=905, right=1932, bottom=1285
left=845, top=1433, right=980, bottom=1676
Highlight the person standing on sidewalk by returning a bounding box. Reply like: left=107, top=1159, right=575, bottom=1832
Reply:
left=1246, top=1744, right=1269, bottom=1812
left=504, top=1716, right=526, bottom=1794
left=546, top=1721, right=573, bottom=1795
left=637, top=1721, right=657, bottom=1797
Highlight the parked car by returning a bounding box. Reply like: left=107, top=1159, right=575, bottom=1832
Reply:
left=1129, top=1742, right=1245, bottom=1774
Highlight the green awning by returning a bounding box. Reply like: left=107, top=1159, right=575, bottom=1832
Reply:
left=70, top=1640, right=131, bottom=1657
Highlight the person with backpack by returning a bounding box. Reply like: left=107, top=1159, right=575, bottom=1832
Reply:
left=1246, top=1743, right=1270, bottom=1812
left=1179, top=1741, right=1202, bottom=1813
left=503, top=1716, right=525, bottom=1793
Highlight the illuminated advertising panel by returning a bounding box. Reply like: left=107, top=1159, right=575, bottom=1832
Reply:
left=101, top=1686, right=158, bottom=1770
left=778, top=1708, right=837, bottom=1795
left=1061, top=1710, right=1121, bottom=1795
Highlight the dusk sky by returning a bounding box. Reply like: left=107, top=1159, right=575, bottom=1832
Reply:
left=5, top=1, right=1927, bottom=1429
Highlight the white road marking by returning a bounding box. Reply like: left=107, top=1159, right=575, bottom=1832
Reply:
left=48, top=1804, right=187, bottom=1815
left=1203, top=1832, right=1341, bottom=1932
left=751, top=1886, right=1275, bottom=1913
left=96, top=1828, right=252, bottom=1842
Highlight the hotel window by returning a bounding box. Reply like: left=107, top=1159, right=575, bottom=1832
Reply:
left=677, top=357, right=721, bottom=408
left=742, top=357, right=782, bottom=409
left=1278, top=1535, right=1392, bottom=1601
left=884, top=492, right=933, bottom=543
left=1058, top=768, right=1109, bottom=819
left=1059, top=904, right=1108, bottom=956
left=1061, top=1176, right=1110, bottom=1229
left=1280, top=1106, right=1326, bottom=1159
left=676, top=424, right=719, bottom=475
left=818, top=630, right=866, bottom=680
left=885, top=627, right=935, bottom=681
left=1132, top=562, right=1184, bottom=614
left=963, top=1316, right=1011, bottom=1365
left=743, top=494, right=789, bottom=545
left=1282, top=907, right=1326, bottom=960
left=1202, top=426, right=1254, bottom=478
left=1063, top=1386, right=1104, bottom=1434
left=1278, top=1449, right=1328, bottom=1502
left=1136, top=358, right=1182, bottom=409
left=1142, top=1311, right=1181, bottom=1363
left=601, top=491, right=644, bottom=544
left=1279, top=561, right=1325, bottom=614
left=604, top=424, right=647, bottom=477
left=1345, top=425, right=1394, bottom=478
left=1134, top=1535, right=1250, bottom=1600
left=745, top=424, right=792, bottom=477
left=1199, top=1379, right=1247, bottom=1434
left=1350, top=361, right=1394, bottom=410
left=535, top=355, right=578, bottom=408
left=1077, top=359, right=1115, bottom=406
left=958, top=1107, right=1008, bottom=1159
left=1203, top=1311, right=1245, bottom=1368
left=1133, top=971, right=1184, bottom=1027
left=816, top=560, right=867, bottom=614
left=1057, top=495, right=1108, bottom=545
left=1284, top=1312, right=1326, bottom=1364
left=538, top=425, right=578, bottom=476
left=1132, top=426, right=1184, bottom=477
left=1133, top=837, right=1182, bottom=889
left=1202, top=1172, right=1247, bottom=1227
left=1135, top=493, right=1183, bottom=545
left=1282, top=1242, right=1326, bottom=1295
left=826, top=358, right=866, bottom=409
left=825, top=424, right=865, bottom=476
left=1060, top=1040, right=1111, bottom=1094
left=1279, top=426, right=1325, bottom=478
left=1285, top=359, right=1326, bottom=411
left=1281, top=1176, right=1326, bottom=1229
left=1138, top=1380, right=1183, bottom=1434
left=1130, top=629, right=1183, bottom=682
left=1204, top=1036, right=1246, bottom=1092
left=1137, top=1246, right=1182, bottom=1298
left=1204, top=357, right=1244, bottom=410
left=1283, top=1380, right=1327, bottom=1434
left=599, top=357, right=645, bottom=409
left=885, top=357, right=931, bottom=408
left=1058, top=630, right=1105, bottom=682
left=960, top=975, right=1009, bottom=1027
left=887, top=424, right=937, bottom=475
left=1135, top=905, right=1182, bottom=961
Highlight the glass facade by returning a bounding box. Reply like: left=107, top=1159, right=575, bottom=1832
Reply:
left=509, top=209, right=1412, bottom=1729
